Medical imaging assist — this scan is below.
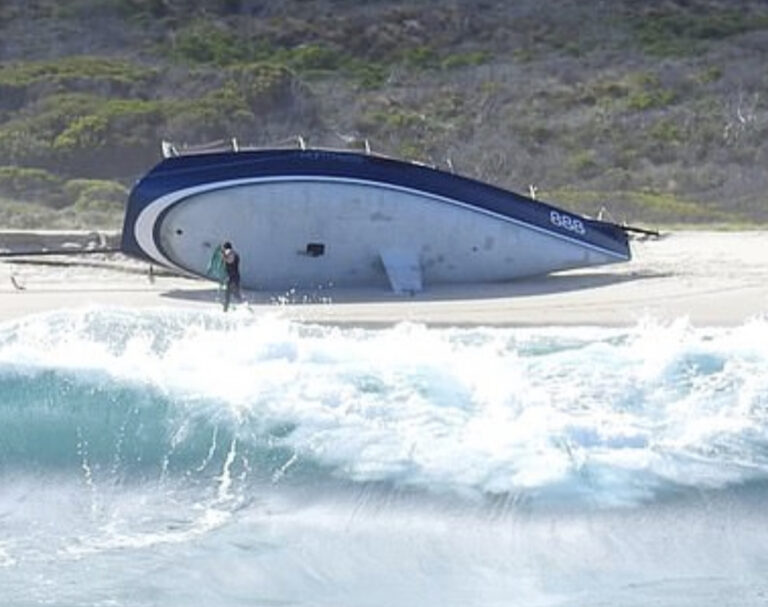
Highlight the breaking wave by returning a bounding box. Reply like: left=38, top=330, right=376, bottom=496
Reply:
left=1, top=308, right=768, bottom=509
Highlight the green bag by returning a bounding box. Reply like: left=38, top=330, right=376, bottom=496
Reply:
left=206, top=247, right=227, bottom=284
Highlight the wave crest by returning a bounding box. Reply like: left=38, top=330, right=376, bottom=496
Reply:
left=2, top=308, right=768, bottom=507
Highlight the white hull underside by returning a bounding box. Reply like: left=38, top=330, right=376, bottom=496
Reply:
left=146, top=178, right=624, bottom=291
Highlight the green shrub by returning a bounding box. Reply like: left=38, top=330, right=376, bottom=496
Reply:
left=64, top=179, right=128, bottom=211
left=0, top=166, right=66, bottom=207
left=229, top=62, right=299, bottom=109
left=0, top=198, right=61, bottom=229
left=398, top=46, right=438, bottom=69
left=649, top=118, right=682, bottom=144
left=282, top=44, right=342, bottom=71
left=51, top=205, right=123, bottom=230
left=0, top=56, right=151, bottom=87
left=627, top=88, right=676, bottom=111
left=169, top=20, right=251, bottom=65
left=53, top=114, right=109, bottom=152
left=0, top=56, right=157, bottom=104
left=359, top=108, right=425, bottom=131
left=623, top=74, right=676, bottom=110
left=441, top=51, right=491, bottom=70
left=631, top=10, right=768, bottom=57
left=694, top=65, right=723, bottom=85
left=47, top=97, right=166, bottom=175
left=346, top=60, right=388, bottom=89
left=0, top=93, right=110, bottom=167
left=118, top=0, right=245, bottom=20
left=397, top=141, right=427, bottom=161
left=567, top=150, right=599, bottom=178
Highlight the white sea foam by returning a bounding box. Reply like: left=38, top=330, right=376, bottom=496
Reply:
left=1, top=308, right=768, bottom=507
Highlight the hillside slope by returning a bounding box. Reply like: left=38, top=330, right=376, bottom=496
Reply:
left=1, top=0, right=767, bottom=228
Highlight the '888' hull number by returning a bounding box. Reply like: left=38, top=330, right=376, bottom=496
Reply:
left=550, top=210, right=586, bottom=235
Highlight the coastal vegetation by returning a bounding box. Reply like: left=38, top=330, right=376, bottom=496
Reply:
left=1, top=0, right=767, bottom=229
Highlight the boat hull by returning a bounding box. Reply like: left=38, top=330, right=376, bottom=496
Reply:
left=122, top=149, right=630, bottom=291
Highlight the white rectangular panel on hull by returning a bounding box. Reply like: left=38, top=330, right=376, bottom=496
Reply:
left=379, top=248, right=423, bottom=294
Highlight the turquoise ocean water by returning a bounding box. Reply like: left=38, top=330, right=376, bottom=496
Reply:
left=1, top=308, right=767, bottom=606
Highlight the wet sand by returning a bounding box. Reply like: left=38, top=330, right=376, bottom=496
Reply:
left=1, top=231, right=766, bottom=327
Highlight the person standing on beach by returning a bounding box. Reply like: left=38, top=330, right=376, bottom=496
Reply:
left=221, top=241, right=241, bottom=312
left=220, top=241, right=241, bottom=311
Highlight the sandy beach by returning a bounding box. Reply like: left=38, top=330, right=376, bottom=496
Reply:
left=1, top=230, right=766, bottom=327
